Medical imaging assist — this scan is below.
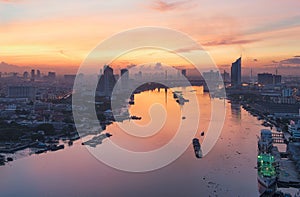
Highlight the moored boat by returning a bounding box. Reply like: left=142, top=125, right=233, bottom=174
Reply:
left=258, top=129, right=273, bottom=154
left=257, top=153, right=276, bottom=195
left=192, top=138, right=202, bottom=158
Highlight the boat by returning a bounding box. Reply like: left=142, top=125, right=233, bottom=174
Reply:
left=49, top=144, right=65, bottom=151
left=173, top=92, right=179, bottom=99
left=35, top=149, right=47, bottom=154
left=105, top=133, right=112, bottom=137
left=131, top=116, right=142, bottom=120
left=192, top=138, right=202, bottom=158
left=257, top=153, right=276, bottom=195
left=258, top=129, right=273, bottom=153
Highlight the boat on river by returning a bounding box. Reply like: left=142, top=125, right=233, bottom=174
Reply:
left=192, top=138, right=202, bottom=158
left=258, top=129, right=273, bottom=153
left=257, top=153, right=276, bottom=195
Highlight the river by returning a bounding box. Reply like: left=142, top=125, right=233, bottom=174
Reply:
left=0, top=86, right=263, bottom=196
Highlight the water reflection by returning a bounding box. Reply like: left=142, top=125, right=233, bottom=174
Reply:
left=231, top=102, right=242, bottom=121
left=0, top=86, right=262, bottom=196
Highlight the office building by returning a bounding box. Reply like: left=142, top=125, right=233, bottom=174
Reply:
left=258, top=73, right=282, bottom=85
left=8, top=86, right=36, bottom=101
left=120, top=69, right=129, bottom=89
left=181, top=69, right=187, bottom=77
left=97, top=65, right=116, bottom=97
left=231, top=57, right=241, bottom=87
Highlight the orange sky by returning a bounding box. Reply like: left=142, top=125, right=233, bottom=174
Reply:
left=0, top=0, right=300, bottom=75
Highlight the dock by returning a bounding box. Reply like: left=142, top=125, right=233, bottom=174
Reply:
left=277, top=159, right=300, bottom=188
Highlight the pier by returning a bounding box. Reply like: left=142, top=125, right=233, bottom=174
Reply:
left=277, top=159, right=300, bottom=188
left=258, top=129, right=300, bottom=194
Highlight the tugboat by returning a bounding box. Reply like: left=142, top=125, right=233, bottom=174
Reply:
left=257, top=153, right=276, bottom=195
left=192, top=138, right=202, bottom=158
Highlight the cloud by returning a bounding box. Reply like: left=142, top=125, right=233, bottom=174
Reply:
left=203, top=38, right=259, bottom=46
left=149, top=0, right=190, bottom=12
left=253, top=59, right=258, bottom=62
left=272, top=60, right=278, bottom=64
left=294, top=56, right=300, bottom=58
left=280, top=57, right=300, bottom=65
left=0, top=0, right=22, bottom=3
left=245, top=15, right=300, bottom=35
left=127, top=64, right=136, bottom=69
left=174, top=45, right=202, bottom=53
left=58, top=50, right=73, bottom=60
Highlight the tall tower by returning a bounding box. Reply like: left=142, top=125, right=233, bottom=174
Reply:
left=30, top=69, right=35, bottom=82
left=103, top=65, right=116, bottom=97
left=37, top=70, right=41, bottom=79
left=120, top=68, right=129, bottom=89
left=231, top=57, right=241, bottom=87
left=181, top=69, right=187, bottom=77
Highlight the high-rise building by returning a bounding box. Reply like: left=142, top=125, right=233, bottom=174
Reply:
left=120, top=69, right=129, bottom=89
left=23, top=71, right=29, bottom=79
left=203, top=70, right=221, bottom=92
left=48, top=72, right=56, bottom=80
left=30, top=69, right=35, bottom=82
left=222, top=70, right=230, bottom=83
left=97, top=65, right=116, bottom=97
left=181, top=69, right=187, bottom=77
left=64, top=75, right=76, bottom=84
left=37, top=70, right=41, bottom=79
left=258, top=73, right=282, bottom=85
left=8, top=86, right=36, bottom=101
left=231, top=57, right=241, bottom=87
left=258, top=73, right=273, bottom=85
left=273, top=75, right=282, bottom=84
left=203, top=70, right=220, bottom=82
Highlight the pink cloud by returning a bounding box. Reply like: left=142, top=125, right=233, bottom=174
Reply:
left=203, top=38, right=260, bottom=46
left=150, top=0, right=190, bottom=12
left=0, top=0, right=22, bottom=2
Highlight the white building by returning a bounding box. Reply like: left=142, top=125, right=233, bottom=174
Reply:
left=288, top=120, right=300, bottom=139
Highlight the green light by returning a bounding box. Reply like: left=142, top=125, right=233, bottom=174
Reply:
left=257, top=153, right=276, bottom=177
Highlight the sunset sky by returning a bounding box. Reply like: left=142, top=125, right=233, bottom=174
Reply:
left=1, top=0, right=300, bottom=75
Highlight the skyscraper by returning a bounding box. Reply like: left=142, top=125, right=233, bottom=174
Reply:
left=30, top=69, right=35, bottom=82
left=231, top=57, right=241, bottom=87
left=97, top=65, right=116, bottom=97
left=23, top=71, right=29, bottom=79
left=181, top=69, right=187, bottom=77
left=48, top=72, right=56, bottom=80
left=120, top=68, right=129, bottom=89
left=37, top=70, right=41, bottom=79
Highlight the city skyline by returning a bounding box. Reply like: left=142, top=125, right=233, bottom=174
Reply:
left=1, top=1, right=300, bottom=196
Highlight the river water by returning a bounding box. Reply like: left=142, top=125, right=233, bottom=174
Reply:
left=0, top=86, right=263, bottom=196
